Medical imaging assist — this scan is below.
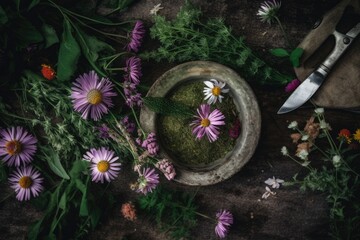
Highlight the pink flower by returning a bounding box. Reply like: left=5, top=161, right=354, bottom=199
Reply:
left=127, top=21, right=145, bottom=53
left=190, top=104, right=225, bottom=142
left=155, top=159, right=176, bottom=180
left=285, top=79, right=301, bottom=93
left=137, top=168, right=159, bottom=195
left=215, top=209, right=233, bottom=238
left=124, top=56, right=142, bottom=85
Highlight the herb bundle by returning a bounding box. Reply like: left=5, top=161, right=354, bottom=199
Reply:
left=141, top=1, right=292, bottom=85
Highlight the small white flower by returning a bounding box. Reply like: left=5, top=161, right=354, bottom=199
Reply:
left=332, top=155, right=341, bottom=168
left=297, top=149, right=309, bottom=160
left=319, top=120, right=331, bottom=130
left=150, top=3, right=163, bottom=15
left=301, top=161, right=310, bottom=167
left=257, top=0, right=281, bottom=24
left=262, top=186, right=276, bottom=199
left=314, top=108, right=324, bottom=115
left=281, top=146, right=288, bottom=156
left=265, top=176, right=284, bottom=189
left=203, top=79, right=229, bottom=105
left=288, top=121, right=298, bottom=130
left=301, top=135, right=309, bottom=141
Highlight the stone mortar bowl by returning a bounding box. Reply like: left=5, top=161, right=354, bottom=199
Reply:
left=140, top=61, right=261, bottom=186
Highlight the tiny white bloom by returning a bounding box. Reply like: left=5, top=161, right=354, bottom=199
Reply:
left=332, top=155, right=341, bottom=168
left=301, top=135, right=309, bottom=141
left=262, top=186, right=276, bottom=199
left=150, top=3, right=163, bottom=15
left=301, top=161, right=310, bottom=167
left=297, top=149, right=309, bottom=160
left=203, top=79, right=229, bottom=105
left=319, top=120, right=331, bottom=130
left=281, top=146, right=288, bottom=156
left=265, top=176, right=284, bottom=189
left=288, top=121, right=298, bottom=130
left=257, top=0, right=281, bottom=24
left=314, top=108, right=324, bottom=115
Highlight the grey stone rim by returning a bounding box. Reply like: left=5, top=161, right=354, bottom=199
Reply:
left=140, top=61, right=261, bottom=186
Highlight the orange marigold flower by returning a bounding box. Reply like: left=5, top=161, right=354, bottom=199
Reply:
left=354, top=129, right=360, bottom=143
left=338, top=129, right=352, bottom=144
left=41, top=64, right=56, bottom=80
left=121, top=202, right=137, bottom=221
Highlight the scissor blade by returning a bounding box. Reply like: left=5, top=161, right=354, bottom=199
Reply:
left=277, top=71, right=326, bottom=114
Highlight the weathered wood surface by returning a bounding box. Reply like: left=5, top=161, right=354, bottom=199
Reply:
left=2, top=0, right=360, bottom=239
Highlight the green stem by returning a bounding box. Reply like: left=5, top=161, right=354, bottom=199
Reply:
left=274, top=16, right=291, bottom=49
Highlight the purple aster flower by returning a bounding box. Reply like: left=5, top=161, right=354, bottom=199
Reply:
left=215, top=209, right=234, bottom=239
left=121, top=116, right=136, bottom=133
left=70, top=70, right=117, bottom=121
left=285, top=78, right=301, bottom=93
left=137, top=167, right=159, bottom=195
left=83, top=147, right=121, bottom=183
left=96, top=124, right=110, bottom=139
left=127, top=20, right=145, bottom=53
left=141, top=132, right=159, bottom=156
left=0, top=127, right=37, bottom=167
left=155, top=159, right=176, bottom=181
left=125, top=56, right=142, bottom=85
left=190, top=104, right=225, bottom=142
left=9, top=165, right=43, bottom=201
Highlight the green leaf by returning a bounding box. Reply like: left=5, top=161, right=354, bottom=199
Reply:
left=28, top=219, right=43, bottom=240
left=76, top=178, right=89, bottom=216
left=0, top=6, right=8, bottom=25
left=42, top=147, right=70, bottom=180
left=59, top=192, right=67, bottom=210
left=69, top=160, right=88, bottom=179
left=90, top=206, right=101, bottom=228
left=269, top=48, right=289, bottom=57
left=82, top=33, right=114, bottom=62
left=42, top=23, right=59, bottom=48
left=290, top=47, right=304, bottom=67
left=57, top=19, right=81, bottom=81
left=72, top=27, right=108, bottom=77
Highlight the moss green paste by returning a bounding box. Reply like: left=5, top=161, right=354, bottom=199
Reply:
left=157, top=79, right=240, bottom=166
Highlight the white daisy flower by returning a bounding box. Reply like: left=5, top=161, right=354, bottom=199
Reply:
left=203, top=79, right=229, bottom=105
left=257, top=0, right=281, bottom=24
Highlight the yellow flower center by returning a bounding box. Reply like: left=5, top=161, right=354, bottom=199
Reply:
left=201, top=118, right=210, bottom=127
left=87, top=89, right=103, bottom=105
left=211, top=86, right=221, bottom=96
left=19, top=176, right=33, bottom=189
left=5, top=140, right=22, bottom=155
left=97, top=160, right=110, bottom=173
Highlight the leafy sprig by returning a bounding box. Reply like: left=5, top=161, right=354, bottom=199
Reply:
left=141, top=1, right=292, bottom=85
